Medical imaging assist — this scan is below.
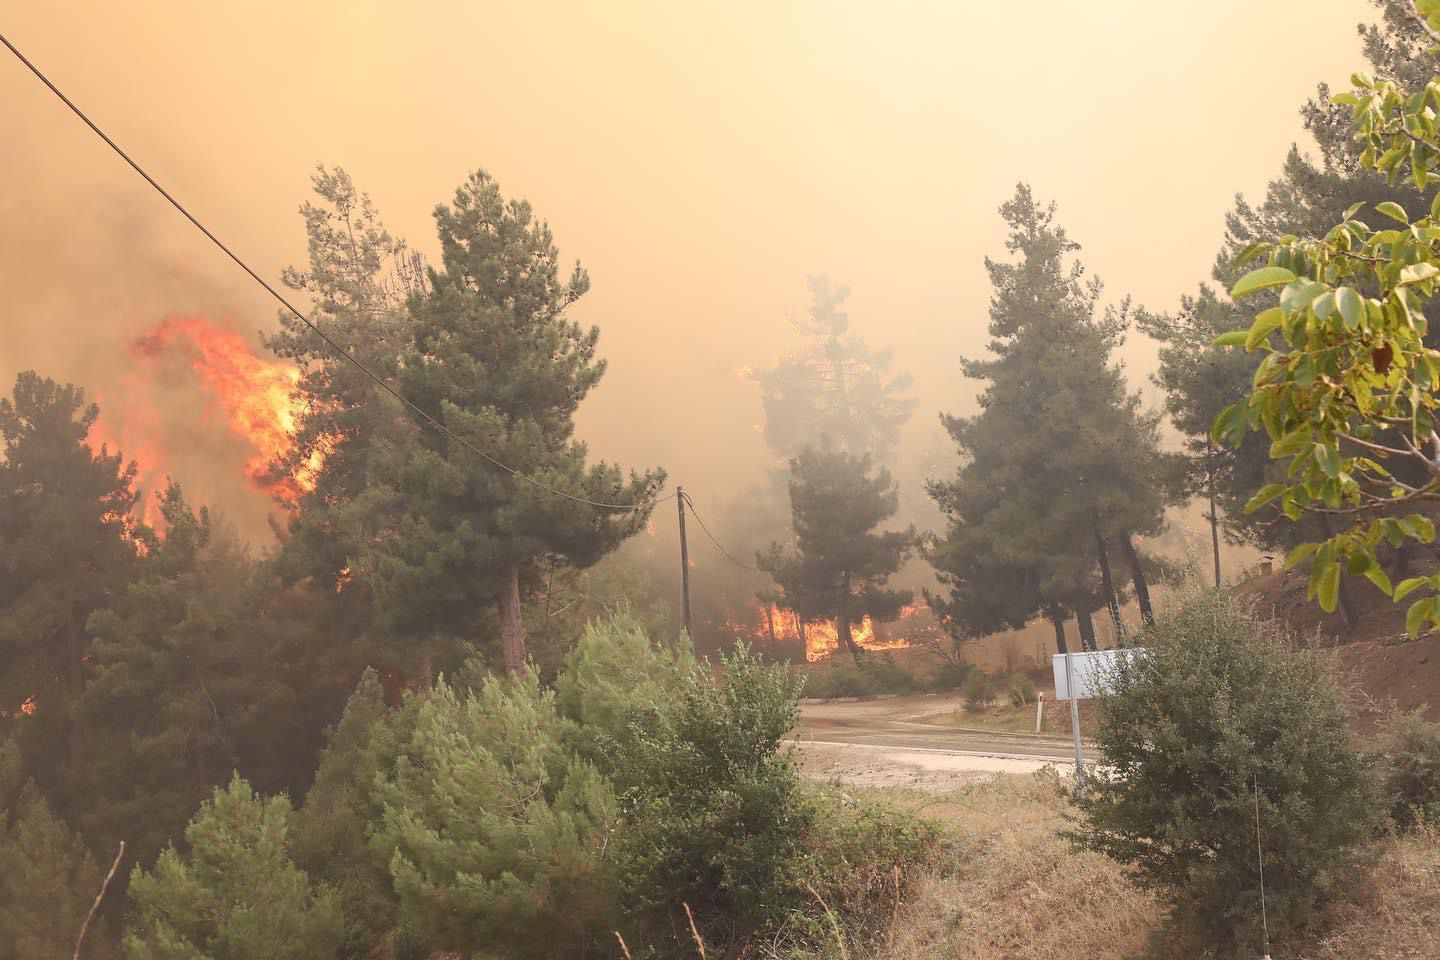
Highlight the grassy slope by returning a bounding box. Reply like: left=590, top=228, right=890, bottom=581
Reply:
left=815, top=773, right=1439, bottom=960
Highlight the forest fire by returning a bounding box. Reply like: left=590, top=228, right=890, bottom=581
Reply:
left=87, top=315, right=317, bottom=524
left=740, top=600, right=924, bottom=662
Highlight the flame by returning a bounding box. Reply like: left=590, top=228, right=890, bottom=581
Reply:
left=87, top=315, right=320, bottom=526
left=19, top=696, right=36, bottom=717
left=740, top=599, right=922, bottom=661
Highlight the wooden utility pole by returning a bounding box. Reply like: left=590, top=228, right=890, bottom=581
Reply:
left=677, top=486, right=693, bottom=639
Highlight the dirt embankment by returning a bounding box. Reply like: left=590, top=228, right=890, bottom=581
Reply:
left=1238, top=567, right=1440, bottom=731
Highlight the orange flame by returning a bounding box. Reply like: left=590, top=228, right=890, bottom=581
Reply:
left=88, top=315, right=319, bottom=528
left=740, top=599, right=921, bottom=662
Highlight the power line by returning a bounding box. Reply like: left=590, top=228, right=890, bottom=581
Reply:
left=681, top=491, right=761, bottom=571
left=0, top=31, right=662, bottom=514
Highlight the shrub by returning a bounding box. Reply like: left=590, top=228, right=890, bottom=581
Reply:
left=1007, top=673, right=1037, bottom=706
left=125, top=776, right=343, bottom=960
left=608, top=642, right=811, bottom=943
left=930, top=660, right=974, bottom=691
left=960, top=670, right=994, bottom=709
left=859, top=652, right=920, bottom=694
left=1067, top=590, right=1382, bottom=953
left=375, top=675, right=617, bottom=960
left=1376, top=709, right=1440, bottom=829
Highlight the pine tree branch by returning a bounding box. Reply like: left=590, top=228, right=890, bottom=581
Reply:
left=74, top=840, right=124, bottom=960
left=1406, top=0, right=1440, bottom=45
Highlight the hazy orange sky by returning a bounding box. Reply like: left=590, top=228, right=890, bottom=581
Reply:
left=0, top=1, right=1375, bottom=541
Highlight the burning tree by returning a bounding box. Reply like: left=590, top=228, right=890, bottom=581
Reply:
left=759, top=444, right=914, bottom=662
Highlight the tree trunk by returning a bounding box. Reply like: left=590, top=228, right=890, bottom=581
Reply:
left=499, top=563, right=527, bottom=676
left=839, top=570, right=861, bottom=663
left=763, top=603, right=778, bottom=649
left=1074, top=603, right=1098, bottom=652
left=1119, top=531, right=1155, bottom=628
left=1050, top=610, right=1069, bottom=655
left=1093, top=525, right=1125, bottom=643
left=416, top=653, right=433, bottom=692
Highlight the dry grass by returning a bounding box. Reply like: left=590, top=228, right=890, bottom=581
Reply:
left=848, top=772, right=1162, bottom=960
left=1301, top=829, right=1440, bottom=960
left=800, top=774, right=1440, bottom=960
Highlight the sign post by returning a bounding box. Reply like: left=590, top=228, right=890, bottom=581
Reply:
left=1052, top=647, right=1146, bottom=798
left=1064, top=651, right=1085, bottom=796
left=1034, top=691, right=1045, bottom=734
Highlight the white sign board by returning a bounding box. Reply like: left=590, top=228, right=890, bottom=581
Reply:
left=1052, top=648, right=1146, bottom=700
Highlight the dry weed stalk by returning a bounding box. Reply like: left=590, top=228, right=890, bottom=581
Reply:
left=74, top=840, right=124, bottom=960
left=683, top=902, right=707, bottom=960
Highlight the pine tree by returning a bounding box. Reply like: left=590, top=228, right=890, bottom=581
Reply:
left=759, top=444, right=914, bottom=661
left=124, top=776, right=343, bottom=960
left=752, top=274, right=916, bottom=463
left=375, top=675, right=617, bottom=958
left=927, top=186, right=1168, bottom=652
left=368, top=170, right=665, bottom=675
left=0, top=373, right=142, bottom=799
left=0, top=741, right=109, bottom=960
left=267, top=166, right=430, bottom=681
left=76, top=484, right=320, bottom=866
left=291, top=669, right=422, bottom=960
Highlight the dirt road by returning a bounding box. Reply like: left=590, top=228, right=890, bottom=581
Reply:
left=792, top=693, right=1092, bottom=791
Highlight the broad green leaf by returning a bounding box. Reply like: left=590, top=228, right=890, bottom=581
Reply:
left=1280, top=280, right=1327, bottom=315
left=1231, top=266, right=1295, bottom=299
left=1430, top=188, right=1440, bottom=221
left=1233, top=241, right=1269, bottom=268
left=1212, top=329, right=1249, bottom=348
left=1314, top=442, right=1342, bottom=478
left=1394, top=576, right=1431, bottom=603
left=1313, top=290, right=1336, bottom=322
left=1375, top=200, right=1410, bottom=224
left=1336, top=287, right=1364, bottom=329
left=1363, top=560, right=1394, bottom=596
left=1246, top=307, right=1284, bottom=350
left=1284, top=542, right=1320, bottom=568
left=1343, top=199, right=1366, bottom=218
left=1406, top=595, right=1433, bottom=637
left=1398, top=262, right=1440, bottom=285
left=1244, top=483, right=1286, bottom=513
left=1315, top=560, right=1341, bottom=612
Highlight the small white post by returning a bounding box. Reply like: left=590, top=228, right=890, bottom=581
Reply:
left=1035, top=691, right=1045, bottom=733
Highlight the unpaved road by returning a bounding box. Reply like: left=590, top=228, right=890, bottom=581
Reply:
left=792, top=694, right=1092, bottom=791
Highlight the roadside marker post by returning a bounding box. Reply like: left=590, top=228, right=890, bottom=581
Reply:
left=1034, top=691, right=1044, bottom=734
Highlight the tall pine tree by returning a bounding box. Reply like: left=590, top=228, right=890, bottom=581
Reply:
left=759, top=445, right=914, bottom=661
left=0, top=373, right=141, bottom=794
left=927, top=186, right=1167, bottom=653
left=369, top=170, right=665, bottom=675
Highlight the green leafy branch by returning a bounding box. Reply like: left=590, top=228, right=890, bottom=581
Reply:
left=1214, top=59, right=1440, bottom=633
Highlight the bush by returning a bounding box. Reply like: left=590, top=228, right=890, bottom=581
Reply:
left=1007, top=673, right=1037, bottom=706
left=375, top=675, right=617, bottom=960
left=802, top=662, right=876, bottom=700
left=609, top=641, right=811, bottom=943
left=1376, top=709, right=1440, bottom=829
left=860, top=652, right=919, bottom=694
left=1066, top=590, right=1382, bottom=953
left=929, top=660, right=974, bottom=691
left=802, top=654, right=919, bottom=699
left=960, top=670, right=995, bottom=709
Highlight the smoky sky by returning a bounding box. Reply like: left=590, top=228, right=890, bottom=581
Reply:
left=1, top=1, right=1369, bottom=549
